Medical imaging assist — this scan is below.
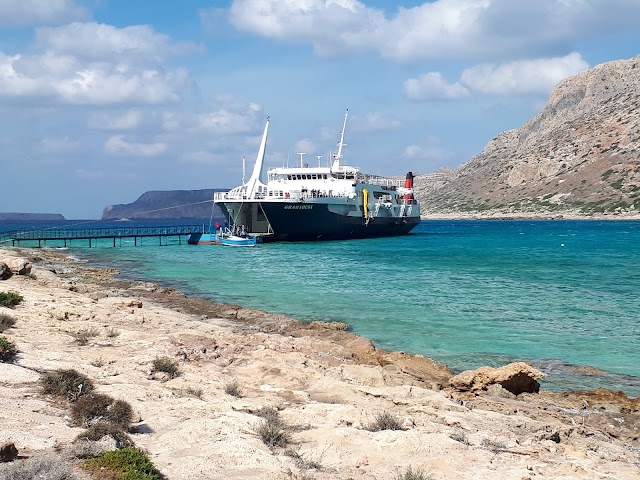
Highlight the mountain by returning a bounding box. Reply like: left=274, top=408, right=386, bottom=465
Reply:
left=0, top=213, right=65, bottom=221
left=415, top=56, right=640, bottom=218
left=102, top=189, right=226, bottom=220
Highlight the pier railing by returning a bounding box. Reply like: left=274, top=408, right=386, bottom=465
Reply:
left=0, top=224, right=203, bottom=247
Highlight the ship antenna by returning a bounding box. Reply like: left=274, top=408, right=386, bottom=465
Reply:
left=242, top=156, right=246, bottom=186
left=316, top=155, right=322, bottom=167
left=297, top=152, right=306, bottom=168
left=332, top=109, right=348, bottom=171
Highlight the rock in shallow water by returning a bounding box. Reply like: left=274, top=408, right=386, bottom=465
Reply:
left=450, top=362, right=546, bottom=395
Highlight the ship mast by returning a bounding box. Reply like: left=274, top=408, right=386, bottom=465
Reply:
left=331, top=109, right=348, bottom=171
left=245, top=116, right=269, bottom=198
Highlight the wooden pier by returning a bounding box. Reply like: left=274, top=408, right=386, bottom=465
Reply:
left=0, top=225, right=203, bottom=248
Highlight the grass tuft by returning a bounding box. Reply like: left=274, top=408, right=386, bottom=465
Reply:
left=40, top=368, right=95, bottom=402
left=0, top=312, right=16, bottom=332
left=255, top=410, right=292, bottom=448
left=0, top=336, right=17, bottom=362
left=151, top=356, right=180, bottom=379
left=394, top=466, right=434, bottom=480
left=70, top=326, right=100, bottom=345
left=482, top=437, right=507, bottom=454
left=450, top=432, right=471, bottom=445
left=364, top=411, right=405, bottom=432
left=224, top=380, right=242, bottom=398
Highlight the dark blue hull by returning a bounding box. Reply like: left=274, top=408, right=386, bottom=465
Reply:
left=259, top=202, right=420, bottom=241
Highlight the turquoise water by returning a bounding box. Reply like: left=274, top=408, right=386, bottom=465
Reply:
left=3, top=220, right=639, bottom=395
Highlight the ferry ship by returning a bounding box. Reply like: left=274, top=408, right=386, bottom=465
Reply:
left=214, top=111, right=421, bottom=241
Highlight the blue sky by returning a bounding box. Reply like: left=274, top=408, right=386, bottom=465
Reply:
left=1, top=0, right=639, bottom=219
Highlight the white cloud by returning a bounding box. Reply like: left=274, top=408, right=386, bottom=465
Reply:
left=352, top=112, right=401, bottom=132
left=225, top=0, right=640, bottom=62
left=104, top=135, right=168, bottom=157
left=403, top=137, right=454, bottom=164
left=196, top=101, right=263, bottom=134
left=0, top=0, right=88, bottom=27
left=403, top=73, right=470, bottom=101
left=405, top=53, right=590, bottom=101
left=0, top=41, right=189, bottom=106
left=293, top=139, right=316, bottom=157
left=35, top=136, right=81, bottom=155
left=460, top=52, right=590, bottom=95
left=35, top=22, right=197, bottom=63
left=181, top=151, right=225, bottom=165
left=88, top=110, right=143, bottom=131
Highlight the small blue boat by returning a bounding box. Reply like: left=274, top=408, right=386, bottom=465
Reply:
left=216, top=233, right=257, bottom=247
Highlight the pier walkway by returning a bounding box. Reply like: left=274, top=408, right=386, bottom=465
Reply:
left=0, top=225, right=203, bottom=248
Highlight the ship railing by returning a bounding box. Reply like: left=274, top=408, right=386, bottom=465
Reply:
left=358, top=174, right=405, bottom=189
left=214, top=191, right=267, bottom=201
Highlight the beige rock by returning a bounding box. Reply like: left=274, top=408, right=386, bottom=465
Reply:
left=450, top=362, right=546, bottom=395
left=2, top=257, right=32, bottom=275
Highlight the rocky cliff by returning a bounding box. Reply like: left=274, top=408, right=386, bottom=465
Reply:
left=415, top=56, right=640, bottom=217
left=102, top=189, right=226, bottom=220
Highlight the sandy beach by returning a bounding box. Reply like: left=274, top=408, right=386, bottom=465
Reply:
left=1, top=245, right=639, bottom=479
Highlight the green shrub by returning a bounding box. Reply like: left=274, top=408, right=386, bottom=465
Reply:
left=83, top=448, right=159, bottom=480
left=0, top=312, right=16, bottom=332
left=0, top=291, right=23, bottom=308
left=0, top=336, right=17, bottom=362
left=40, top=369, right=94, bottom=402
left=151, top=356, right=180, bottom=378
left=76, top=422, right=135, bottom=450
left=364, top=411, right=405, bottom=432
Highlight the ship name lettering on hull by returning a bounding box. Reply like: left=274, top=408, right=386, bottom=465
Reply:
left=283, top=205, right=313, bottom=210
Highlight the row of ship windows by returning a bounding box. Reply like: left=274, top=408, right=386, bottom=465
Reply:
left=273, top=173, right=357, bottom=181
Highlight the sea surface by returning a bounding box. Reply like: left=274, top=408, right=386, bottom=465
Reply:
left=2, top=219, right=639, bottom=396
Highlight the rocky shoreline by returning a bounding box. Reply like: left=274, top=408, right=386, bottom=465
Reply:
left=1, top=245, right=639, bottom=479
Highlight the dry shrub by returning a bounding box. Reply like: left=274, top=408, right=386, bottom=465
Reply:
left=76, top=422, right=135, bottom=449
left=0, top=453, right=76, bottom=480
left=224, top=380, right=242, bottom=398
left=71, top=393, right=114, bottom=427
left=65, top=438, right=114, bottom=459
left=364, top=411, right=405, bottom=432
left=70, top=327, right=100, bottom=345
left=40, top=369, right=95, bottom=402
left=0, top=312, right=16, bottom=332
left=394, top=466, right=433, bottom=480
left=255, top=410, right=292, bottom=448
left=151, top=356, right=180, bottom=378
left=105, top=327, right=120, bottom=338
left=71, top=394, right=133, bottom=429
